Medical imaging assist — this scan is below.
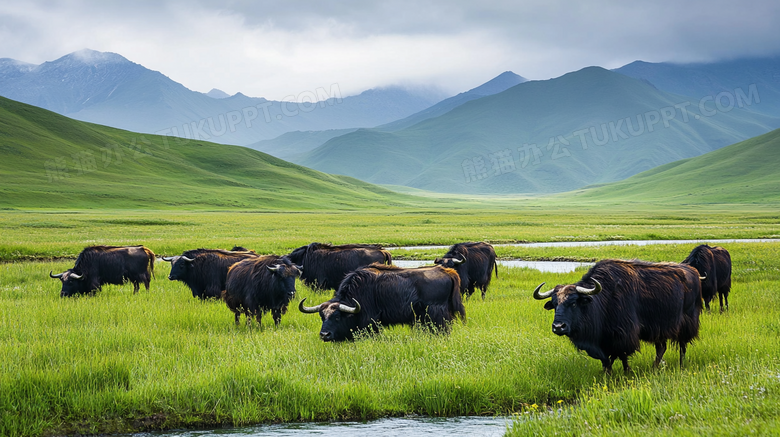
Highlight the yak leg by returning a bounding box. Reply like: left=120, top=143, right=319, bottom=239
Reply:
left=132, top=281, right=140, bottom=294
left=704, top=298, right=711, bottom=312
left=481, top=285, right=487, bottom=300
left=654, top=341, right=667, bottom=368
left=619, top=354, right=631, bottom=374
left=234, top=312, right=241, bottom=326
left=271, top=309, right=282, bottom=327
left=719, top=292, right=729, bottom=312
left=679, top=343, right=687, bottom=369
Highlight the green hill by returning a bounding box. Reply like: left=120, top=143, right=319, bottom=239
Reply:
left=564, top=128, right=780, bottom=204
left=0, top=96, right=419, bottom=210
left=300, top=67, right=779, bottom=194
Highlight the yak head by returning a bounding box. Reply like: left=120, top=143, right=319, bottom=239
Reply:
left=267, top=258, right=302, bottom=299
left=50, top=270, right=90, bottom=297
left=299, top=297, right=362, bottom=342
left=532, top=279, right=602, bottom=336
left=162, top=255, right=195, bottom=281
left=434, top=254, right=466, bottom=270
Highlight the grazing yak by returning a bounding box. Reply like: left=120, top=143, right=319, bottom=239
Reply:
left=163, top=248, right=259, bottom=299
left=682, top=245, right=732, bottom=312
left=532, top=259, right=703, bottom=373
left=223, top=255, right=302, bottom=327
left=50, top=245, right=155, bottom=297
left=434, top=241, right=497, bottom=299
left=299, top=264, right=465, bottom=342
left=286, top=242, right=392, bottom=291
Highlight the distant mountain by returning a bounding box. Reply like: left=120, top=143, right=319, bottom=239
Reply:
left=0, top=49, right=447, bottom=145
left=0, top=95, right=419, bottom=210
left=300, top=67, right=780, bottom=194
left=249, top=71, right=527, bottom=159
left=378, top=71, right=528, bottom=131
left=568, top=128, right=780, bottom=204
left=614, top=57, right=780, bottom=117
left=205, top=88, right=230, bottom=99
left=246, top=128, right=359, bottom=161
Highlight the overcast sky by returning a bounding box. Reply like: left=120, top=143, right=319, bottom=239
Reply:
left=2, top=0, right=780, bottom=100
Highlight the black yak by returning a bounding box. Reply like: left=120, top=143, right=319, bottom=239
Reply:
left=162, top=248, right=259, bottom=299
left=299, top=264, right=465, bottom=342
left=682, top=245, right=732, bottom=312
left=286, top=242, right=392, bottom=291
left=50, top=245, right=155, bottom=297
left=532, top=259, right=703, bottom=373
left=223, top=255, right=301, bottom=327
left=434, top=241, right=497, bottom=299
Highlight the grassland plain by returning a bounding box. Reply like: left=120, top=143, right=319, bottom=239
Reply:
left=1, top=213, right=779, bottom=435
left=2, top=207, right=780, bottom=262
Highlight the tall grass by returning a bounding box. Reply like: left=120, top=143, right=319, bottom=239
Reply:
left=1, top=242, right=778, bottom=435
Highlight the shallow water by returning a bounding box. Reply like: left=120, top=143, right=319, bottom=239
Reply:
left=388, top=238, right=777, bottom=252
left=137, top=416, right=509, bottom=437
left=393, top=259, right=593, bottom=273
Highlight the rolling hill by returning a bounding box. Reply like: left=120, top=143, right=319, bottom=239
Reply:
left=0, top=49, right=447, bottom=146
left=300, top=67, right=780, bottom=194
left=0, top=96, right=422, bottom=210
left=564, top=127, right=780, bottom=204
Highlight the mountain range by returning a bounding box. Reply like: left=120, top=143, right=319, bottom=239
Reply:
left=0, top=49, right=447, bottom=146
left=246, top=71, right=527, bottom=160
left=298, top=66, right=780, bottom=194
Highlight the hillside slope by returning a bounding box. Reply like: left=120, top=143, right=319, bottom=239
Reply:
left=301, top=67, right=779, bottom=194
left=565, top=128, right=780, bottom=204
left=0, top=96, right=419, bottom=210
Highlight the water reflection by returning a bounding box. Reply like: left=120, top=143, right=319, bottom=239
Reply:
left=393, top=259, right=592, bottom=273
left=138, top=416, right=508, bottom=437
left=388, top=238, right=777, bottom=252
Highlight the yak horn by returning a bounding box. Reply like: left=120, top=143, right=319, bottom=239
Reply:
left=267, top=264, right=282, bottom=272
left=49, top=271, right=64, bottom=279
left=576, top=279, right=602, bottom=295
left=699, top=272, right=707, bottom=281
left=338, top=298, right=362, bottom=314
left=533, top=282, right=554, bottom=300
left=161, top=256, right=175, bottom=262
left=69, top=272, right=83, bottom=280
left=181, top=256, right=195, bottom=262
left=298, top=298, right=322, bottom=314
left=452, top=256, right=466, bottom=265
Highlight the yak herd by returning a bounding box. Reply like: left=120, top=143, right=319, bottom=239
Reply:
left=49, top=241, right=732, bottom=374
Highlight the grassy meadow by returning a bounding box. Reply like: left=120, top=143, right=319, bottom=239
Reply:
left=0, top=209, right=779, bottom=436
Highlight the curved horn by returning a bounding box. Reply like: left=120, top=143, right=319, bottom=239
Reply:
left=181, top=256, right=195, bottom=262
left=267, top=264, right=282, bottom=272
left=533, top=282, right=555, bottom=300
left=298, top=298, right=323, bottom=314
left=452, top=255, right=466, bottom=265
left=49, top=271, right=64, bottom=279
left=338, top=298, right=362, bottom=314
left=294, top=264, right=303, bottom=271
left=699, top=272, right=707, bottom=281
left=69, top=272, right=83, bottom=280
left=576, top=279, right=602, bottom=296
left=161, top=256, right=175, bottom=262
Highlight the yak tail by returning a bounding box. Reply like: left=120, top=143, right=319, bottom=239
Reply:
left=449, top=272, right=466, bottom=322
left=383, top=250, right=393, bottom=265
left=144, top=247, right=156, bottom=279
left=494, top=260, right=499, bottom=278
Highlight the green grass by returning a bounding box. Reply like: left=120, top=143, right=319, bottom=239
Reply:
left=1, top=215, right=779, bottom=435
left=1, top=208, right=780, bottom=262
